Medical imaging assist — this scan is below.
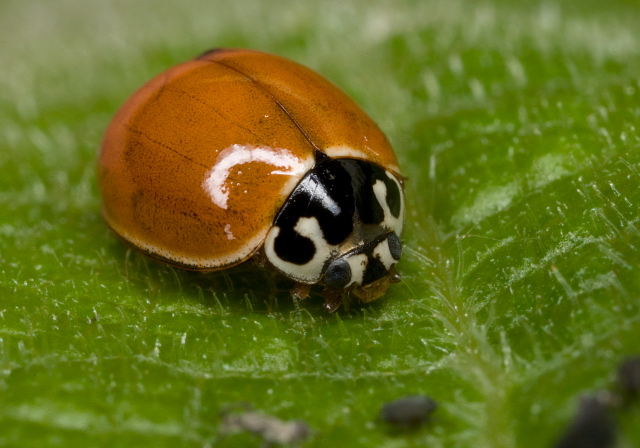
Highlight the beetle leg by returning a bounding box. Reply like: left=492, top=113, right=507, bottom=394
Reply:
left=291, top=282, right=311, bottom=299
left=322, top=288, right=342, bottom=313
left=251, top=249, right=268, bottom=268
left=388, top=265, right=402, bottom=283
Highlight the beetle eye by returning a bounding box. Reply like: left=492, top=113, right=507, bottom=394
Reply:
left=387, top=232, right=402, bottom=261
left=324, top=258, right=352, bottom=289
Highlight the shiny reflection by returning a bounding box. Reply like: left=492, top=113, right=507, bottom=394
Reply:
left=202, top=144, right=312, bottom=209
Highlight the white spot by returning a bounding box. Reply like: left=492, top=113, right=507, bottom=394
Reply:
left=202, top=144, right=312, bottom=210
left=373, top=238, right=395, bottom=270
left=264, top=217, right=333, bottom=284
left=224, top=224, right=235, bottom=240
left=344, top=253, right=368, bottom=287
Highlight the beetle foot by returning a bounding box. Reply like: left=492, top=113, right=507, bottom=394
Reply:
left=322, top=289, right=342, bottom=313
left=292, top=282, right=312, bottom=299
left=388, top=265, right=402, bottom=284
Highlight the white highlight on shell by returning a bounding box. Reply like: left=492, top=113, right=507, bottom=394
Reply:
left=202, top=144, right=313, bottom=210
left=264, top=216, right=334, bottom=284
left=314, top=181, right=341, bottom=216
left=372, top=172, right=405, bottom=236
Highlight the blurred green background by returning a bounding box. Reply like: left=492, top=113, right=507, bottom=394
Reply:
left=1, top=0, right=640, bottom=446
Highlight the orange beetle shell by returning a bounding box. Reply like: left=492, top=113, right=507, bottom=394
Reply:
left=99, top=48, right=400, bottom=271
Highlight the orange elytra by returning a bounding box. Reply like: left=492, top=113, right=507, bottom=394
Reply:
left=99, top=48, right=405, bottom=311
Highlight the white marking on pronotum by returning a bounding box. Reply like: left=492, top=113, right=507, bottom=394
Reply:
left=373, top=238, right=395, bottom=270
left=372, top=172, right=405, bottom=236
left=264, top=217, right=333, bottom=284
left=344, top=253, right=368, bottom=288
left=202, top=144, right=312, bottom=210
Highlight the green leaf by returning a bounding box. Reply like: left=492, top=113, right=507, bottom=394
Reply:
left=1, top=0, right=640, bottom=446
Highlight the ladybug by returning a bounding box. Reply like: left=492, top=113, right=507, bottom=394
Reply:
left=99, top=48, right=405, bottom=312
